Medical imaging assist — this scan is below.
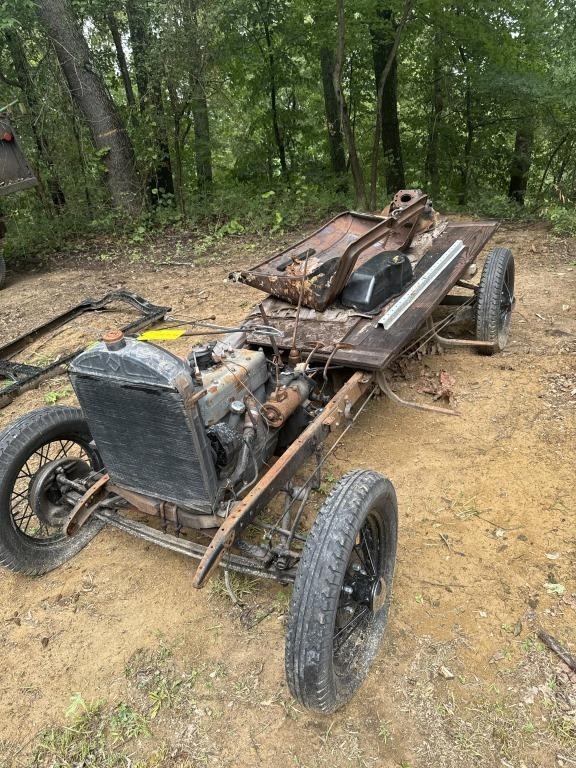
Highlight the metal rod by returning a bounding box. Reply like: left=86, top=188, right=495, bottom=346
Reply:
left=432, top=331, right=495, bottom=349
left=376, top=371, right=460, bottom=417
left=258, top=303, right=280, bottom=357
left=95, top=508, right=295, bottom=582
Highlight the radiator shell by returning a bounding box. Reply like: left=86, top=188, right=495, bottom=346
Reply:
left=70, top=339, right=218, bottom=511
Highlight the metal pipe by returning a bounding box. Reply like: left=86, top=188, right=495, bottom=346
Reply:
left=376, top=372, right=460, bottom=417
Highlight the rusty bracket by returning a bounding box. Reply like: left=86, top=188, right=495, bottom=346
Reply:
left=65, top=473, right=110, bottom=536
left=191, top=371, right=374, bottom=588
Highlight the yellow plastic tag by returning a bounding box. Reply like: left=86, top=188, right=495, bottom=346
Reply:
left=138, top=328, right=186, bottom=341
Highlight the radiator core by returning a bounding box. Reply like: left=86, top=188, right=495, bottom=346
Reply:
left=70, top=339, right=218, bottom=511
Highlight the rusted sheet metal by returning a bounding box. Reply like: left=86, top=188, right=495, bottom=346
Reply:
left=0, top=114, right=37, bottom=196
left=191, top=370, right=374, bottom=588
left=234, top=190, right=433, bottom=311
left=243, top=220, right=500, bottom=371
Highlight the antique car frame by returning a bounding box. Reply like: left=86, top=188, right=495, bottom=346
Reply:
left=0, top=190, right=515, bottom=713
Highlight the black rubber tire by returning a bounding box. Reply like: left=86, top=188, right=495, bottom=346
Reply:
left=285, top=469, right=398, bottom=713
left=0, top=255, right=5, bottom=289
left=475, top=247, right=515, bottom=355
left=0, top=406, right=104, bottom=575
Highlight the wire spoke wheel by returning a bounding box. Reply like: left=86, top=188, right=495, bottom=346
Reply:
left=10, top=439, right=96, bottom=542
left=0, top=407, right=104, bottom=575
left=333, top=514, right=384, bottom=671
left=285, top=470, right=398, bottom=713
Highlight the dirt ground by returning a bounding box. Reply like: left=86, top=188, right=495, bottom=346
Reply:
left=0, top=221, right=574, bottom=768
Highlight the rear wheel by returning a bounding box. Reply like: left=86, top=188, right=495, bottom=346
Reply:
left=285, top=469, right=398, bottom=713
left=475, top=247, right=515, bottom=354
left=0, top=406, right=104, bottom=575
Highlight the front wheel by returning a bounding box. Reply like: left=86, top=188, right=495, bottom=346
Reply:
left=285, top=469, right=398, bottom=713
left=0, top=406, right=104, bottom=575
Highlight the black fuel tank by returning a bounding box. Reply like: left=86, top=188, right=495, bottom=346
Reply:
left=340, top=250, right=413, bottom=313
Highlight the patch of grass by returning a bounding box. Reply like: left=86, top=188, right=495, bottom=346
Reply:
left=548, top=713, right=576, bottom=743
left=377, top=719, right=392, bottom=744
left=108, top=702, right=150, bottom=743
left=271, top=587, right=291, bottom=614
left=207, top=572, right=260, bottom=602
left=452, top=499, right=483, bottom=521
left=148, top=678, right=183, bottom=718
left=44, top=385, right=73, bottom=405
left=34, top=695, right=149, bottom=768
left=125, top=642, right=173, bottom=681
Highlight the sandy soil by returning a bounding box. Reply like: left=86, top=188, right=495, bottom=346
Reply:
left=0, top=221, right=574, bottom=768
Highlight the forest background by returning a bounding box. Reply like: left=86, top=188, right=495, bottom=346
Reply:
left=1, top=0, right=575, bottom=262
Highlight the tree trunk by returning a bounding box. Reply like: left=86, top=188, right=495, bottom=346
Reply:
left=183, top=0, right=213, bottom=189
left=5, top=29, right=66, bottom=211
left=166, top=79, right=187, bottom=217
left=71, top=114, right=93, bottom=207
left=262, top=15, right=288, bottom=177
left=334, top=0, right=367, bottom=207
left=370, top=4, right=405, bottom=194
left=126, top=0, right=174, bottom=198
left=106, top=10, right=136, bottom=108
left=458, top=62, right=473, bottom=206
left=149, top=81, right=176, bottom=196
left=36, top=0, right=140, bottom=213
left=508, top=120, right=534, bottom=205
left=554, top=137, right=574, bottom=187
left=125, top=0, right=149, bottom=104
left=191, top=88, right=213, bottom=189
left=320, top=47, right=346, bottom=176
left=424, top=32, right=443, bottom=201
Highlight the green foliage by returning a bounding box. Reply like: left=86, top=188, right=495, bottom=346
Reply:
left=0, top=0, right=576, bottom=264
left=544, top=205, right=576, bottom=236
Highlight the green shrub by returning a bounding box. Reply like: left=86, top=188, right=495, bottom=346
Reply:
left=544, top=204, right=576, bottom=236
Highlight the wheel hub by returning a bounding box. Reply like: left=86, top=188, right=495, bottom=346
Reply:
left=370, top=575, right=388, bottom=613
left=344, top=570, right=388, bottom=613
left=28, top=458, right=90, bottom=527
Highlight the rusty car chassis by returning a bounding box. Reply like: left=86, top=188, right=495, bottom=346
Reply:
left=0, top=190, right=515, bottom=713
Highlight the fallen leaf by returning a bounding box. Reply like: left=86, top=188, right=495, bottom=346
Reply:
left=545, top=552, right=560, bottom=560
left=418, top=369, right=456, bottom=403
